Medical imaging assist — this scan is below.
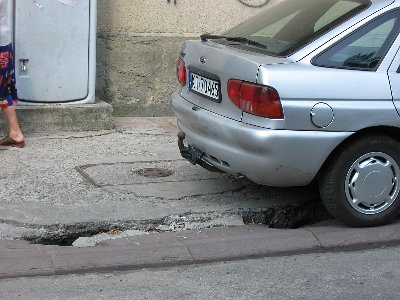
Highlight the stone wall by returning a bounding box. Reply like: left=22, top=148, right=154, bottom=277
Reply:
left=96, top=0, right=277, bottom=116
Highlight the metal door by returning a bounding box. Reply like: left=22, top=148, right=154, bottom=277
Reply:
left=14, top=0, right=91, bottom=103
left=389, top=36, right=400, bottom=115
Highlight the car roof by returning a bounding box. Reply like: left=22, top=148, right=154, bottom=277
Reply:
left=371, top=0, right=395, bottom=4
left=372, top=0, right=398, bottom=7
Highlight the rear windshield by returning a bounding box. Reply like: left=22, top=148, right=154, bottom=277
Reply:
left=220, top=0, right=371, bottom=56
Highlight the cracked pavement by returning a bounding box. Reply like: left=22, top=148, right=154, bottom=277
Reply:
left=0, top=117, right=327, bottom=244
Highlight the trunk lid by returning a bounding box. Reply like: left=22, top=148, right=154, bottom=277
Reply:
left=180, top=40, right=292, bottom=121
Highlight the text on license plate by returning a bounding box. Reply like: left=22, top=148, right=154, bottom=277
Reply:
left=189, top=72, right=220, bottom=101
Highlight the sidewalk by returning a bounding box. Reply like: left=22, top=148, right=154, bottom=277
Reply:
left=0, top=117, right=326, bottom=243
left=0, top=117, right=399, bottom=279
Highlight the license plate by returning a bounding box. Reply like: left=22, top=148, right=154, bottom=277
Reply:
left=189, top=72, right=220, bottom=102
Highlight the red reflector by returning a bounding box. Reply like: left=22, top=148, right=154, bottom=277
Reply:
left=227, top=79, right=283, bottom=119
left=176, top=58, right=187, bottom=86
left=227, top=79, right=241, bottom=107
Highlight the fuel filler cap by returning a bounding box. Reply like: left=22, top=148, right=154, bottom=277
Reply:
left=311, top=102, right=334, bottom=128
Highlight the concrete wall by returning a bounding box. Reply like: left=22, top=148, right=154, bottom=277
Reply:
left=96, top=0, right=278, bottom=116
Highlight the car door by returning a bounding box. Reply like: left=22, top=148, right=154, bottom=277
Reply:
left=388, top=36, right=400, bottom=116
left=281, top=8, right=400, bottom=132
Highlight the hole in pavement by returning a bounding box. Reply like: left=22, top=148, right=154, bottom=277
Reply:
left=22, top=201, right=332, bottom=247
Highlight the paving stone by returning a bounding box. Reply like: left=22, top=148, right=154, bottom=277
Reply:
left=101, top=232, right=181, bottom=247
left=0, top=250, right=54, bottom=278
left=0, top=240, right=8, bottom=249
left=48, top=242, right=193, bottom=273
left=113, top=117, right=168, bottom=134
left=3, top=240, right=35, bottom=250
left=113, top=117, right=157, bottom=130
left=180, top=227, right=321, bottom=262
left=173, top=225, right=269, bottom=240
left=34, top=245, right=64, bottom=251
left=148, top=118, right=178, bottom=134
left=305, top=219, right=400, bottom=250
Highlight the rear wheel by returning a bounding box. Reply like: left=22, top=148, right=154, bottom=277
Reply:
left=320, top=134, right=400, bottom=227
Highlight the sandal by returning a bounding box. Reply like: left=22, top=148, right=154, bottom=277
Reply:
left=0, top=136, right=25, bottom=148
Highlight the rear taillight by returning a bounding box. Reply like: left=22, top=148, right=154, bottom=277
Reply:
left=227, top=79, right=283, bottom=119
left=176, top=58, right=187, bottom=86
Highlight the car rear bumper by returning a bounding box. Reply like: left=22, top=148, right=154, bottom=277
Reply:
left=171, top=92, right=353, bottom=187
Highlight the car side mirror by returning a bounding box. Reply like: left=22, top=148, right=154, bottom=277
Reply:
left=398, top=65, right=400, bottom=73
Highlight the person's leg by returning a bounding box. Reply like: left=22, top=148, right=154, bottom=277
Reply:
left=0, top=43, right=24, bottom=145
left=1, top=105, right=24, bottom=142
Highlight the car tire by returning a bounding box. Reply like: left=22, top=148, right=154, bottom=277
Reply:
left=320, top=134, right=400, bottom=227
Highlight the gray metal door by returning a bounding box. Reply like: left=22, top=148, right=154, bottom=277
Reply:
left=14, top=0, right=90, bottom=102
left=389, top=40, right=400, bottom=115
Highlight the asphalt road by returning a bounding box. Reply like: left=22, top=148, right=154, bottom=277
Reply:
left=1, top=246, right=399, bottom=299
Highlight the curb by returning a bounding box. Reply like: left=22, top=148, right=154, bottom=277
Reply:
left=1, top=220, right=400, bottom=279
left=0, top=100, right=113, bottom=135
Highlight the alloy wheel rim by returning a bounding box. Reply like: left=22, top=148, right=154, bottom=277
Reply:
left=345, top=152, right=400, bottom=215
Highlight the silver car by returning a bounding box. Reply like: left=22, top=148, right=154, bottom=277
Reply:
left=171, top=0, right=400, bottom=227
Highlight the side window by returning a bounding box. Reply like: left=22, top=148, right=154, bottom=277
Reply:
left=314, top=10, right=400, bottom=70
